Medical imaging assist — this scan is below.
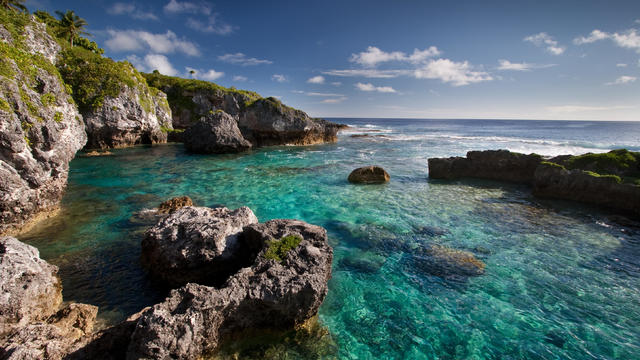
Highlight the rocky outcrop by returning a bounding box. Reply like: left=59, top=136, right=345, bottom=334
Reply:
left=141, top=206, right=259, bottom=287
left=143, top=72, right=344, bottom=149
left=0, top=237, right=62, bottom=335
left=81, top=76, right=173, bottom=149
left=0, top=15, right=86, bottom=235
left=184, top=111, right=252, bottom=153
left=238, top=98, right=342, bottom=147
left=0, top=237, right=99, bottom=360
left=129, top=219, right=333, bottom=359
left=348, top=166, right=390, bottom=184
left=533, top=163, right=640, bottom=215
left=409, top=244, right=486, bottom=278
left=157, top=195, right=193, bottom=214
left=428, top=150, right=543, bottom=184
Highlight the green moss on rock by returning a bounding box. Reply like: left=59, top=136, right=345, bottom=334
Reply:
left=264, top=235, right=303, bottom=263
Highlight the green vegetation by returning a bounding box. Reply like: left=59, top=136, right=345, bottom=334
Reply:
left=582, top=171, right=622, bottom=183
left=55, top=10, right=89, bottom=47
left=264, top=235, right=303, bottom=263
left=0, top=97, right=10, bottom=112
left=540, top=161, right=566, bottom=170
left=53, top=111, right=62, bottom=122
left=543, top=149, right=640, bottom=185
left=0, top=0, right=27, bottom=12
left=41, top=92, right=56, bottom=106
left=160, top=126, right=183, bottom=134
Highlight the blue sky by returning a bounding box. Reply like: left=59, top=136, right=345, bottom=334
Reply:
left=26, top=0, right=640, bottom=120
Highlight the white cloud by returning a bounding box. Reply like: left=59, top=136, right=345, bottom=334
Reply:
left=307, top=75, right=325, bottom=84
left=218, top=53, right=272, bottom=66
left=163, top=0, right=210, bottom=14
left=108, top=3, right=158, bottom=20
left=605, top=75, right=637, bottom=85
left=186, top=15, right=233, bottom=35
left=497, top=59, right=555, bottom=71
left=617, top=63, right=628, bottom=67
left=321, top=97, right=347, bottom=104
left=573, top=29, right=609, bottom=44
left=350, top=46, right=441, bottom=67
left=524, top=32, right=565, bottom=55
left=322, top=69, right=411, bottom=78
left=233, top=75, right=248, bottom=81
left=574, top=29, right=640, bottom=52
left=306, top=92, right=345, bottom=97
left=199, top=69, right=224, bottom=81
left=331, top=81, right=342, bottom=86
left=414, top=59, right=493, bottom=86
left=128, top=54, right=178, bottom=76
left=355, top=82, right=397, bottom=93
left=547, top=105, right=635, bottom=113
left=105, top=29, right=199, bottom=56
left=272, top=74, right=287, bottom=83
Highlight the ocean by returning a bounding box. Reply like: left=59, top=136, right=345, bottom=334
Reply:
left=21, top=119, right=640, bottom=359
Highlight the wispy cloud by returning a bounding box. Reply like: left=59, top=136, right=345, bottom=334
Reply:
left=350, top=46, right=441, bottom=67
left=307, top=75, right=325, bottom=84
left=128, top=54, right=179, bottom=76
left=414, top=59, right=492, bottom=86
left=322, top=69, right=411, bottom=78
left=524, top=32, right=565, bottom=55
left=105, top=29, right=199, bottom=56
left=272, top=74, right=287, bottom=83
left=331, top=81, right=342, bottom=86
left=306, top=92, right=345, bottom=97
left=186, top=67, right=224, bottom=81
left=186, top=14, right=233, bottom=35
left=218, top=53, right=272, bottom=66
left=574, top=29, right=640, bottom=52
left=233, top=75, right=247, bottom=81
left=355, top=82, right=397, bottom=93
left=605, top=75, right=637, bottom=85
left=547, top=105, right=635, bottom=113
left=497, top=59, right=556, bottom=71
left=108, top=3, right=158, bottom=20
left=163, top=0, right=210, bottom=14
left=616, top=63, right=628, bottom=67
left=321, top=97, right=348, bottom=104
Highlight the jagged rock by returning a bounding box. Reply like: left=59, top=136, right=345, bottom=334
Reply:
left=157, top=195, right=193, bottom=214
left=428, top=150, right=543, bottom=184
left=533, top=163, right=640, bottom=216
left=184, top=111, right=252, bottom=153
left=0, top=16, right=86, bottom=234
left=141, top=206, right=259, bottom=287
left=0, top=303, right=98, bottom=360
left=128, top=219, right=333, bottom=359
left=238, top=98, right=342, bottom=147
left=82, top=79, right=173, bottom=149
left=410, top=244, right=485, bottom=278
left=348, top=166, right=390, bottom=184
left=0, top=237, right=62, bottom=335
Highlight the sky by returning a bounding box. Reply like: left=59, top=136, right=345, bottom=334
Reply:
left=25, top=0, right=640, bottom=120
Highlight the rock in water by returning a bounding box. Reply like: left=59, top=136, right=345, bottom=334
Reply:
left=410, top=244, right=485, bottom=278
left=183, top=111, right=252, bottom=153
left=348, top=166, right=391, bottom=184
left=141, top=206, right=259, bottom=287
left=128, top=219, right=333, bottom=359
left=0, top=237, right=62, bottom=335
left=156, top=196, right=194, bottom=214
left=0, top=16, right=86, bottom=235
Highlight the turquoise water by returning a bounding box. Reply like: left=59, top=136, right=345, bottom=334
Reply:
left=21, top=119, right=640, bottom=359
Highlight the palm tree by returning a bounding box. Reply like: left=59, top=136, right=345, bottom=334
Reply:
left=0, top=0, right=27, bottom=12
left=55, top=10, right=90, bottom=47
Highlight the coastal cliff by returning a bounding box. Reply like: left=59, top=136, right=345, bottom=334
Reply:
left=428, top=149, right=640, bottom=216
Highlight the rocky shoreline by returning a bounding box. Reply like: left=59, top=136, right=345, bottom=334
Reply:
left=428, top=149, right=640, bottom=217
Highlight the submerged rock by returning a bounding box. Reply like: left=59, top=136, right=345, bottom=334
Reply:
left=184, top=111, right=252, bottom=153
left=141, top=206, right=259, bottom=287
left=156, top=195, right=194, bottom=214
left=410, top=244, right=486, bottom=278
left=129, top=218, right=333, bottom=359
left=348, top=166, right=391, bottom=184
left=0, top=237, right=62, bottom=335
left=428, top=150, right=543, bottom=184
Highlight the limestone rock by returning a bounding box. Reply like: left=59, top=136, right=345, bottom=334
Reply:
left=348, top=166, right=390, bottom=184
left=0, top=237, right=62, bottom=335
left=184, top=111, right=252, bottom=153
left=141, top=206, right=259, bottom=287
left=128, top=219, right=333, bottom=359
left=428, top=150, right=543, bottom=184
left=410, top=244, right=485, bottom=278
left=157, top=195, right=193, bottom=214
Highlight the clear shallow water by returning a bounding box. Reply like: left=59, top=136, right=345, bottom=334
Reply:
left=20, top=119, right=640, bottom=359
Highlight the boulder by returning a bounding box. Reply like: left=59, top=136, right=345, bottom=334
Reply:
left=183, top=111, right=252, bottom=153
left=0, top=16, right=86, bottom=235
left=156, top=195, right=193, bottom=214
left=428, top=150, right=543, bottom=184
left=348, top=166, right=390, bottom=184
left=141, top=206, right=259, bottom=287
left=410, top=244, right=485, bottom=278
left=128, top=219, right=333, bottom=359
left=0, top=237, right=62, bottom=335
